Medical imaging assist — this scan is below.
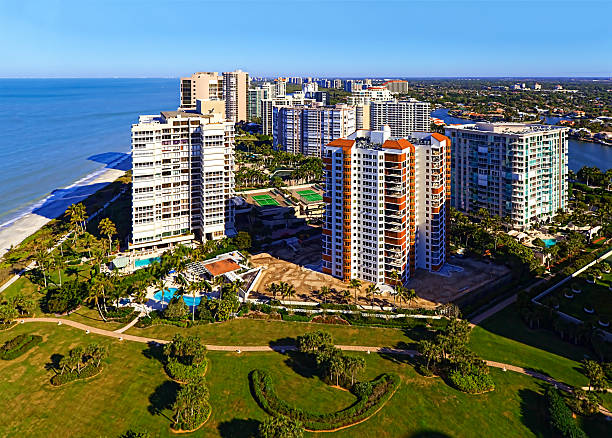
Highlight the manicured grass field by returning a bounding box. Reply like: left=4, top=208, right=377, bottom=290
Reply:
left=470, top=304, right=590, bottom=387
left=3, top=322, right=610, bottom=437
left=126, top=319, right=413, bottom=347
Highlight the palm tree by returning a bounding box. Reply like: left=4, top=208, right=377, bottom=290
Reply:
left=266, top=282, right=279, bottom=300
left=52, top=253, right=64, bottom=287
left=365, top=283, right=379, bottom=308
left=98, top=218, right=117, bottom=254
left=349, top=278, right=362, bottom=306
left=34, top=248, right=50, bottom=288
left=156, top=277, right=167, bottom=308
left=88, top=277, right=108, bottom=321
left=342, top=289, right=351, bottom=304
left=280, top=282, right=296, bottom=301
left=66, top=203, right=87, bottom=241
left=407, top=288, right=417, bottom=308
left=319, top=285, right=331, bottom=304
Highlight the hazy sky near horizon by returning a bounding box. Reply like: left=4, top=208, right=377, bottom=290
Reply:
left=2, top=0, right=611, bottom=78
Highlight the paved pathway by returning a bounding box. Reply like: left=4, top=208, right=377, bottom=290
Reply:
left=114, top=313, right=144, bottom=334
left=470, top=294, right=517, bottom=325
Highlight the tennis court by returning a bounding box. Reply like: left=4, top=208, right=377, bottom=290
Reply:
left=297, top=189, right=323, bottom=202
left=253, top=194, right=280, bottom=206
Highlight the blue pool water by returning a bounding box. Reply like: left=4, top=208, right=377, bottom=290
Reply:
left=153, top=288, right=204, bottom=306
left=135, top=256, right=161, bottom=267
left=543, top=238, right=557, bottom=247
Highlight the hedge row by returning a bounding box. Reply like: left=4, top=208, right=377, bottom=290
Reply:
left=50, top=365, right=102, bottom=386
left=545, top=386, right=586, bottom=438
left=250, top=369, right=399, bottom=431
left=0, top=334, right=42, bottom=360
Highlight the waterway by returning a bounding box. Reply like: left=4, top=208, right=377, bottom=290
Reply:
left=431, top=108, right=612, bottom=171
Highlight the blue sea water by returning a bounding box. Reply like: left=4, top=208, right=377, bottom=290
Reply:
left=0, top=78, right=178, bottom=226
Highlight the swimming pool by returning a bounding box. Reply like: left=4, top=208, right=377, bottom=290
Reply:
left=135, top=256, right=161, bottom=267
left=153, top=288, right=204, bottom=306
left=543, top=238, right=557, bottom=247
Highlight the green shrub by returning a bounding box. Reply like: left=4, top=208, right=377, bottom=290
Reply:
left=50, top=364, right=102, bottom=386
left=165, top=358, right=207, bottom=383
left=545, top=386, right=587, bottom=438
left=250, top=369, right=399, bottom=430
left=164, top=297, right=189, bottom=320
left=0, top=334, right=42, bottom=360
left=447, top=369, right=495, bottom=394
left=171, top=379, right=211, bottom=431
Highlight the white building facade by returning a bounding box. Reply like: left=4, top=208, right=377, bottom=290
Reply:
left=445, top=122, right=569, bottom=229
left=273, top=104, right=356, bottom=157
left=370, top=99, right=431, bottom=138
left=130, top=110, right=236, bottom=249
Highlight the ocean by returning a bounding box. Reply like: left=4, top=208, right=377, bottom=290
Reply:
left=0, top=78, right=178, bottom=226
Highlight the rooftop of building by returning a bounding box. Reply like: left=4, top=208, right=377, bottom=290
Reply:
left=447, top=122, right=568, bottom=135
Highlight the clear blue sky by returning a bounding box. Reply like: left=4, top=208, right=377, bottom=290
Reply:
left=2, top=0, right=611, bottom=78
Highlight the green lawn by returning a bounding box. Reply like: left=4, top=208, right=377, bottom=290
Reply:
left=1, top=322, right=609, bottom=437
left=126, top=319, right=413, bottom=347
left=471, top=304, right=590, bottom=387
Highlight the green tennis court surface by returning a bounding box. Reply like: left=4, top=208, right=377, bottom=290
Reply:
left=253, top=194, right=280, bottom=206
left=297, top=189, right=323, bottom=202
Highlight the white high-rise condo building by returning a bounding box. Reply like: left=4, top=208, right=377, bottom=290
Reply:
left=370, top=99, right=431, bottom=138
left=445, top=122, right=569, bottom=229
left=322, top=127, right=450, bottom=285
left=347, top=86, right=394, bottom=130
left=130, top=109, right=235, bottom=249
left=180, top=72, right=223, bottom=111
left=223, top=69, right=249, bottom=122
left=273, top=104, right=356, bottom=157
left=262, top=93, right=310, bottom=135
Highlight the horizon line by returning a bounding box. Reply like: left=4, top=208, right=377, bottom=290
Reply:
left=1, top=76, right=611, bottom=80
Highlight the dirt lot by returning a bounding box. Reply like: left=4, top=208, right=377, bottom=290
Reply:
left=250, top=244, right=510, bottom=309
left=407, top=258, right=511, bottom=304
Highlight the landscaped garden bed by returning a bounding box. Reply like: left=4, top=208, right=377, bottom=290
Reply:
left=0, top=333, right=42, bottom=360
left=250, top=368, right=399, bottom=431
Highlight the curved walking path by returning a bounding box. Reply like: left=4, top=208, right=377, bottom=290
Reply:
left=16, top=317, right=612, bottom=418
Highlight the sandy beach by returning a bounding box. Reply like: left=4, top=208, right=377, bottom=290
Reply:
left=0, top=167, right=127, bottom=258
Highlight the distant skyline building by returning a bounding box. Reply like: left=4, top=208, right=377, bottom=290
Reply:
left=179, top=72, right=223, bottom=111
left=445, top=122, right=569, bottom=229
left=223, top=69, right=249, bottom=122
left=370, top=99, right=431, bottom=137
left=262, top=92, right=310, bottom=135
left=322, top=127, right=450, bottom=284
left=130, top=110, right=235, bottom=249
left=383, top=80, right=409, bottom=94
left=273, top=103, right=356, bottom=157
left=347, top=86, right=394, bottom=130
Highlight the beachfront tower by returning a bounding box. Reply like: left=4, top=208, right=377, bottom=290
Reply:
left=322, top=127, right=450, bottom=285
left=223, top=69, right=249, bottom=122
left=445, top=122, right=568, bottom=229
left=130, top=110, right=235, bottom=250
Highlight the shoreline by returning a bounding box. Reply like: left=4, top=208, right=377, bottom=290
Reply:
left=0, top=163, right=128, bottom=258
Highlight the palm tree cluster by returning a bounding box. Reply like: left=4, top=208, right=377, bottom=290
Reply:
left=57, top=343, right=108, bottom=375
left=296, top=330, right=366, bottom=388
left=265, top=282, right=296, bottom=301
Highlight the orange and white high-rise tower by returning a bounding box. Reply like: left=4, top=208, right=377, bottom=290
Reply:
left=322, top=127, right=450, bottom=286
